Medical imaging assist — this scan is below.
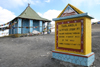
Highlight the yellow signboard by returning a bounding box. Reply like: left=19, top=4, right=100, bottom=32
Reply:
left=58, top=22, right=81, bottom=49
left=55, top=17, right=92, bottom=55
left=55, top=19, right=85, bottom=54
left=53, top=4, right=94, bottom=66
left=53, top=4, right=92, bottom=55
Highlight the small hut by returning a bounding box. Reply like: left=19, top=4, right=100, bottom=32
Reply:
left=9, top=4, right=51, bottom=37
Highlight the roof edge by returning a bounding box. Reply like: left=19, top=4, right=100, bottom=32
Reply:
left=57, top=3, right=84, bottom=18
left=53, top=13, right=94, bottom=21
left=17, top=17, right=51, bottom=22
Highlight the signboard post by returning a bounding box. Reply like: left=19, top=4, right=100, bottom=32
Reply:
left=52, top=4, right=95, bottom=66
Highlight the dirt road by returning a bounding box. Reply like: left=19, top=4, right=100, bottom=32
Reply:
left=0, top=24, right=100, bottom=67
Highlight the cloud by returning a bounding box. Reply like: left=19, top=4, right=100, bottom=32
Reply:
left=0, top=6, right=16, bottom=25
left=45, top=0, right=50, bottom=3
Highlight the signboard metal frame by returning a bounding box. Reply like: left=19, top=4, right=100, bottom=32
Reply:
left=56, top=19, right=84, bottom=52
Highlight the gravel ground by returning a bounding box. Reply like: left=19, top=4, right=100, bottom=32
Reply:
left=0, top=24, right=100, bottom=67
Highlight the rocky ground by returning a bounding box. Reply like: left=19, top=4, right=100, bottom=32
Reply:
left=0, top=24, right=100, bottom=67
left=91, top=24, right=100, bottom=67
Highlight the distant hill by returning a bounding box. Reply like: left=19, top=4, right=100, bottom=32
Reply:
left=92, top=24, right=100, bottom=29
left=92, top=24, right=100, bottom=32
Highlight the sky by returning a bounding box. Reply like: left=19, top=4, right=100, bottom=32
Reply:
left=0, top=0, right=100, bottom=25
